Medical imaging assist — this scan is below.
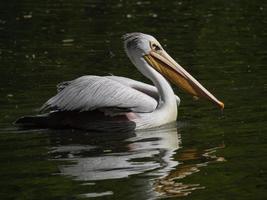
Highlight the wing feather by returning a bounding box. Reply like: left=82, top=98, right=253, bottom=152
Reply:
left=41, top=76, right=158, bottom=113
left=106, top=75, right=181, bottom=106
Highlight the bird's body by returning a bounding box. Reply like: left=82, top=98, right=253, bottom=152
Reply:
left=15, top=33, right=223, bottom=131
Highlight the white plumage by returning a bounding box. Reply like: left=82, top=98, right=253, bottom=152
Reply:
left=41, top=76, right=158, bottom=113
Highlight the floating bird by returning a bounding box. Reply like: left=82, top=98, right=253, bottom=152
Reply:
left=15, top=33, right=224, bottom=131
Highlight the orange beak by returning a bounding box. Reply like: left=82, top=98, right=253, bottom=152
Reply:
left=144, top=49, right=224, bottom=109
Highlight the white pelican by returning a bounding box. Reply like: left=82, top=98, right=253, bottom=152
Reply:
left=15, top=33, right=224, bottom=131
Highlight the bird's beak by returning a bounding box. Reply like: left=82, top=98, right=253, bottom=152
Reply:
left=144, top=50, right=224, bottom=109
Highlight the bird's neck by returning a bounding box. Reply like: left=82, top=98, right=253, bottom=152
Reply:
left=149, top=67, right=175, bottom=106
left=130, top=55, right=176, bottom=107
left=139, top=59, right=176, bottom=107
left=137, top=59, right=178, bottom=128
left=131, top=57, right=178, bottom=129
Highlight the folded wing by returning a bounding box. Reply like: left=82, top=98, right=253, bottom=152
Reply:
left=41, top=76, right=158, bottom=113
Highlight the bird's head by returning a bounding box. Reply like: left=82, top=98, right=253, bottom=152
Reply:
left=123, top=32, right=224, bottom=109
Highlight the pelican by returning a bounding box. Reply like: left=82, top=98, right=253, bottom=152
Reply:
left=15, top=33, right=224, bottom=131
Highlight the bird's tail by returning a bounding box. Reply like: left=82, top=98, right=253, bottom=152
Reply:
left=14, top=114, right=51, bottom=128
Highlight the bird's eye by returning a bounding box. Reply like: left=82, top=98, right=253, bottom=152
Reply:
left=151, top=43, right=162, bottom=51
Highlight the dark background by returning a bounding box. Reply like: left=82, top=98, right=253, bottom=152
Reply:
left=0, top=0, right=266, bottom=199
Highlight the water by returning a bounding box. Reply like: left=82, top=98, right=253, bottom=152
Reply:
left=0, top=0, right=266, bottom=199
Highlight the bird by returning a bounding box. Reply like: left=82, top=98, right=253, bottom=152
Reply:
left=15, top=33, right=224, bottom=131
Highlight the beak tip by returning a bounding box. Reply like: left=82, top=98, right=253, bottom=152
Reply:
left=218, top=101, right=224, bottom=110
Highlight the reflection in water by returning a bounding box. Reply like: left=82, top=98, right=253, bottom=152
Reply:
left=154, top=145, right=226, bottom=198
left=49, top=124, right=179, bottom=180
left=47, top=123, right=225, bottom=198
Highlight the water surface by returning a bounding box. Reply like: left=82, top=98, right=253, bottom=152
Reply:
left=0, top=0, right=266, bottom=199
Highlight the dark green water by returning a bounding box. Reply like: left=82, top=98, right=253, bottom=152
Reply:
left=0, top=0, right=267, bottom=199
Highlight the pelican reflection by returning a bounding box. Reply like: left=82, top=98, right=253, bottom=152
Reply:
left=48, top=124, right=225, bottom=199
left=49, top=124, right=180, bottom=181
